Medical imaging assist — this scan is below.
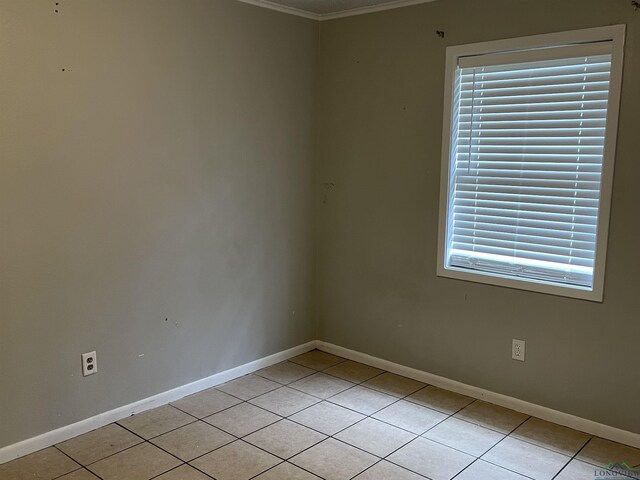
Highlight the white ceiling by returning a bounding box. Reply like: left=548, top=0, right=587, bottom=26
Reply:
left=241, top=0, right=435, bottom=19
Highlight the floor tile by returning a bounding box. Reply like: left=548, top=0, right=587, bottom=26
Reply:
left=151, top=420, right=235, bottom=461
left=0, top=447, right=80, bottom=480
left=554, top=459, right=609, bottom=480
left=372, top=399, right=447, bottom=434
left=328, top=385, right=397, bottom=415
left=190, top=440, right=280, bottom=480
left=253, top=462, right=322, bottom=479
left=362, top=373, right=425, bottom=398
left=323, top=361, right=384, bottom=384
left=289, top=350, right=346, bottom=370
left=352, top=461, right=425, bottom=480
left=55, top=469, right=101, bottom=480
left=88, top=442, right=181, bottom=480
left=171, top=388, right=241, bottom=418
left=559, top=458, right=640, bottom=479
left=289, top=401, right=365, bottom=436
left=577, top=437, right=640, bottom=469
left=454, top=400, right=529, bottom=434
left=423, top=416, right=504, bottom=456
left=255, top=361, right=316, bottom=385
left=335, top=418, right=415, bottom=457
left=249, top=386, right=319, bottom=417
left=455, top=460, right=530, bottom=480
left=204, top=402, right=281, bottom=437
left=387, top=437, right=474, bottom=480
left=482, top=436, right=571, bottom=480
left=154, top=464, right=212, bottom=480
left=512, top=417, right=590, bottom=456
left=8, top=353, right=639, bottom=480
left=56, top=423, right=142, bottom=465
left=406, top=386, right=473, bottom=414
left=216, top=374, right=280, bottom=400
left=245, top=419, right=326, bottom=459
left=290, top=438, right=377, bottom=480
left=117, top=405, right=195, bottom=439
left=289, top=372, right=354, bottom=399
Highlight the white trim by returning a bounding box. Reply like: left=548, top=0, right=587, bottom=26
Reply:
left=234, top=0, right=319, bottom=19
left=232, top=0, right=439, bottom=21
left=317, top=0, right=437, bottom=21
left=447, top=25, right=626, bottom=61
left=457, top=42, right=613, bottom=69
left=0, top=341, right=316, bottom=465
left=2, top=338, right=639, bottom=463
left=436, top=25, right=626, bottom=302
left=316, top=341, right=640, bottom=449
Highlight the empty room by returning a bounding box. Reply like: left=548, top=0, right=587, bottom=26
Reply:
left=1, top=0, right=639, bottom=479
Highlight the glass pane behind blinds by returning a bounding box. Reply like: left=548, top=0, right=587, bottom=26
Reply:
left=447, top=54, right=612, bottom=288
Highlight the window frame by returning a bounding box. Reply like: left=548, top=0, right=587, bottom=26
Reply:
left=437, top=25, right=626, bottom=302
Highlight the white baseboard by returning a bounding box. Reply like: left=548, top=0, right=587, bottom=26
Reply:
left=3, top=338, right=638, bottom=465
left=316, top=341, right=640, bottom=449
left=0, top=341, right=316, bottom=465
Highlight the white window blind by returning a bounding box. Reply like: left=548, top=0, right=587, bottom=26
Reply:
left=445, top=46, right=614, bottom=289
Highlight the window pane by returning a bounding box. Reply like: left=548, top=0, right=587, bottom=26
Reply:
left=445, top=53, right=613, bottom=289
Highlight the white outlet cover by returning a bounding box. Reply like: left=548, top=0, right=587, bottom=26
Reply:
left=82, top=351, right=98, bottom=376
left=512, top=339, right=526, bottom=362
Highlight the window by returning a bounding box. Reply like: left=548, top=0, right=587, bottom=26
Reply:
left=437, top=26, right=625, bottom=301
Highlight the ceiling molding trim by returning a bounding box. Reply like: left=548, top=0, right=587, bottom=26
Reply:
left=317, top=0, right=438, bottom=20
left=235, top=0, right=320, bottom=20
left=235, top=0, right=439, bottom=21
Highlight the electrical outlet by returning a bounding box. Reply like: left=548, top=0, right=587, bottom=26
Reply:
left=512, top=339, right=525, bottom=362
left=81, top=351, right=98, bottom=376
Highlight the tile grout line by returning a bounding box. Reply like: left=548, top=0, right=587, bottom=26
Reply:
left=44, top=367, right=470, bottom=479
left=550, top=437, right=594, bottom=480
left=453, top=413, right=546, bottom=480
left=201, top=407, right=282, bottom=438
left=209, top=359, right=605, bottom=460
left=102, top=424, right=191, bottom=479
left=49, top=447, right=104, bottom=480
left=148, top=462, right=215, bottom=480
left=443, top=400, right=597, bottom=458
left=164, top=357, right=557, bottom=479
left=377, top=397, right=479, bottom=480
left=43, top=363, right=332, bottom=479
left=106, top=376, right=625, bottom=480
left=549, top=437, right=638, bottom=480
left=461, top=413, right=553, bottom=480
left=281, top=372, right=552, bottom=467
left=122, top=360, right=347, bottom=476
left=55, top=437, right=144, bottom=476
left=17, top=352, right=638, bottom=480
left=238, top=360, right=427, bottom=478
left=48, top=448, right=82, bottom=478
left=388, top=395, right=534, bottom=480
left=276, top=363, right=452, bottom=479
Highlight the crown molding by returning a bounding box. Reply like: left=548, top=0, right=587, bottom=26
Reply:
left=318, top=0, right=437, bottom=20
left=235, top=0, right=319, bottom=19
left=234, top=0, right=439, bottom=21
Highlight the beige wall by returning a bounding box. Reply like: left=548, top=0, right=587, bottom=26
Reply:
left=2, top=0, right=638, bottom=451
left=317, top=0, right=640, bottom=433
left=0, top=0, right=318, bottom=447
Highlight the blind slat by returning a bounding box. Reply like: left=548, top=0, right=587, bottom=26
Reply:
left=453, top=226, right=596, bottom=247
left=446, top=50, right=613, bottom=288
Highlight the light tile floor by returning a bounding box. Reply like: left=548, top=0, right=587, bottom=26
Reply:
left=2, top=349, right=639, bottom=480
